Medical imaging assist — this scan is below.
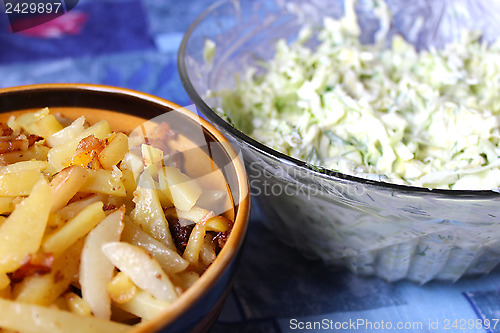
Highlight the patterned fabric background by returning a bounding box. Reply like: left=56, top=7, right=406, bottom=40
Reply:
left=1, top=1, right=500, bottom=332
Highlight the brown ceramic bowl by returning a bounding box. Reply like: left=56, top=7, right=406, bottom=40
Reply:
left=0, top=83, right=250, bottom=332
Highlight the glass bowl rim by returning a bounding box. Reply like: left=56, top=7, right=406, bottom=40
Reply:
left=178, top=0, right=500, bottom=199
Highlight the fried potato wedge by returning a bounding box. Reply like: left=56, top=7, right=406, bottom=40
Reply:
left=0, top=178, right=51, bottom=273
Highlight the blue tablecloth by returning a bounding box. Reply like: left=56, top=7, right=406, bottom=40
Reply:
left=1, top=1, right=500, bottom=332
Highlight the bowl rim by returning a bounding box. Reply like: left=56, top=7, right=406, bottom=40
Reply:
left=0, top=83, right=251, bottom=332
left=178, top=0, right=500, bottom=199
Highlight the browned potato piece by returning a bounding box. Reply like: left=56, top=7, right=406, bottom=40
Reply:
left=49, top=166, right=89, bottom=212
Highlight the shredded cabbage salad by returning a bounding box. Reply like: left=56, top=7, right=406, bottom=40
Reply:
left=217, top=0, right=500, bottom=190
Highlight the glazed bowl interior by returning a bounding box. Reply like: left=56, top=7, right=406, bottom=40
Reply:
left=0, top=84, right=250, bottom=332
left=179, top=0, right=500, bottom=284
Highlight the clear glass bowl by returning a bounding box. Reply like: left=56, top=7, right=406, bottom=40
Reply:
left=178, top=0, right=500, bottom=284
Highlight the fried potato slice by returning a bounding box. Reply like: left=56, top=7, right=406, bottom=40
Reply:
left=0, top=178, right=51, bottom=273
left=158, top=166, right=202, bottom=211
left=131, top=170, right=175, bottom=250
left=183, top=211, right=214, bottom=265
left=79, top=169, right=126, bottom=197
left=114, top=290, right=170, bottom=321
left=98, top=132, right=129, bottom=170
left=121, top=220, right=189, bottom=274
left=0, top=144, right=50, bottom=166
left=46, top=116, right=85, bottom=148
left=80, top=208, right=125, bottom=320
left=16, top=108, right=50, bottom=133
left=29, top=114, right=64, bottom=138
left=0, top=298, right=131, bottom=333
left=42, top=201, right=105, bottom=257
left=13, top=240, right=83, bottom=305
left=49, top=165, right=89, bottom=212
left=0, top=169, right=44, bottom=197
left=102, top=242, right=178, bottom=303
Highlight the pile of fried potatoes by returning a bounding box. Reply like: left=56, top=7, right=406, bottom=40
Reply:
left=0, top=108, right=234, bottom=332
